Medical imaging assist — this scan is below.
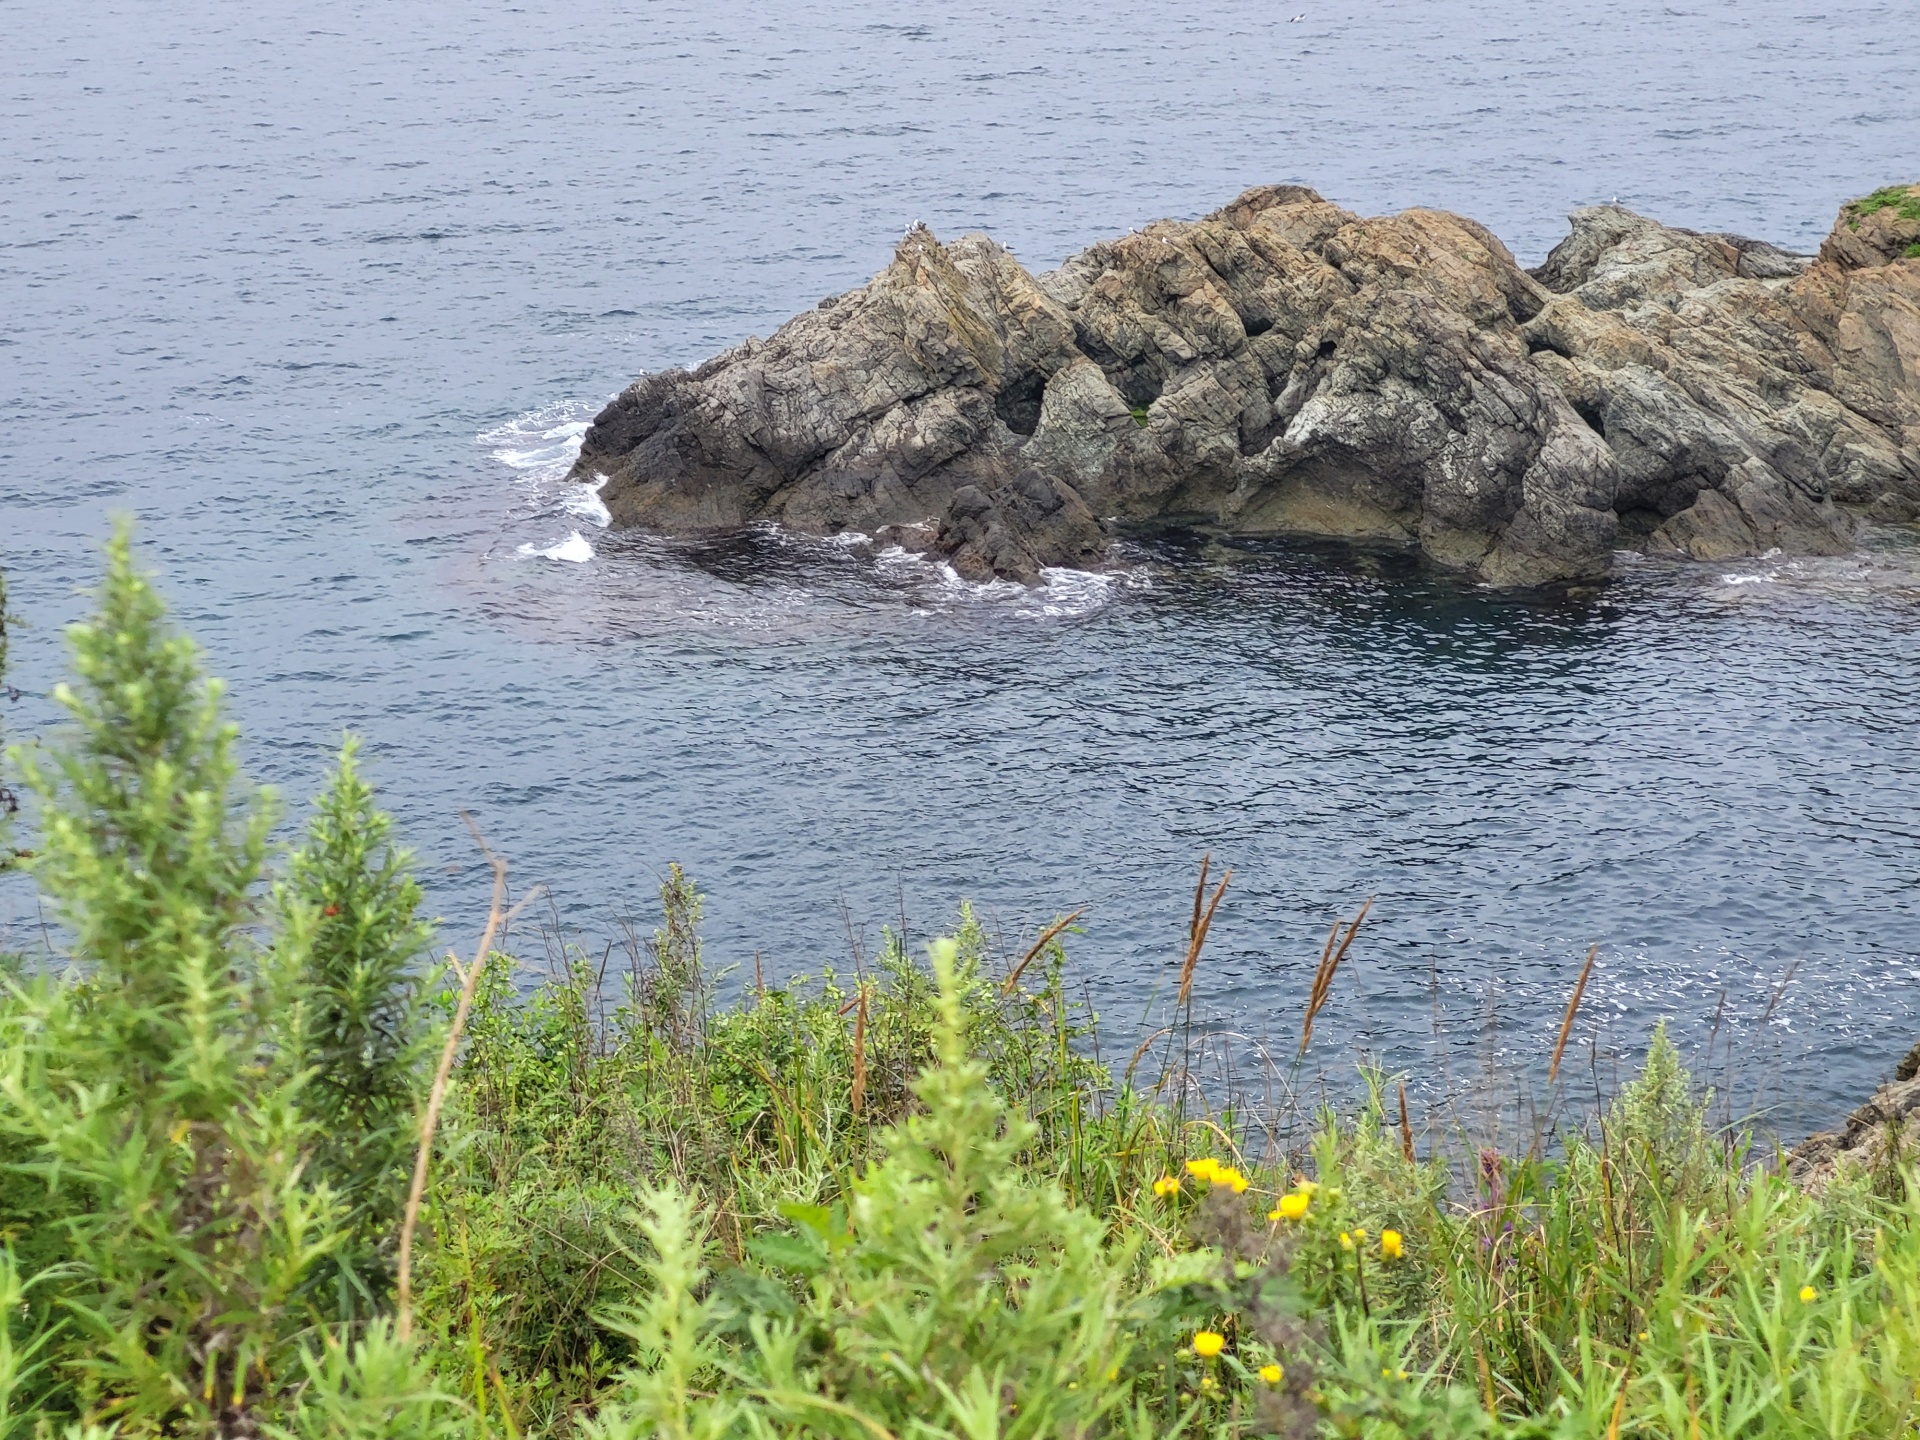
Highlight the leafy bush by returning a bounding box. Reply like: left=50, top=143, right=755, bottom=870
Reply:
left=4, top=533, right=1920, bottom=1440
left=278, top=736, right=438, bottom=1318
left=585, top=937, right=1227, bottom=1440
left=0, top=529, right=446, bottom=1436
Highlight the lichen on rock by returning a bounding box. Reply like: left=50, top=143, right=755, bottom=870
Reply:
left=570, top=184, right=1920, bottom=585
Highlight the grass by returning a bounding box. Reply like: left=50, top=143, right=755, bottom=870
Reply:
left=3, top=528, right=1920, bottom=1438
left=426, top=902, right=1920, bottom=1438
left=1844, top=182, right=1920, bottom=231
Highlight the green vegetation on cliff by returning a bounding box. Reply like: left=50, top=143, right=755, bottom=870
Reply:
left=2, top=532, right=1919, bottom=1438
left=1846, top=184, right=1920, bottom=228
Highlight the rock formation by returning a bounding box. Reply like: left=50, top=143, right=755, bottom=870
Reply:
left=569, top=184, right=1920, bottom=585
left=1789, top=1039, right=1920, bottom=1191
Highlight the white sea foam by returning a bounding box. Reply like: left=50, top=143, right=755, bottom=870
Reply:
left=1021, top=566, right=1128, bottom=618
left=482, top=407, right=1144, bottom=614
left=872, top=543, right=1137, bottom=618
left=480, top=404, right=594, bottom=484
left=561, top=473, right=612, bottom=528
left=518, top=531, right=595, bottom=563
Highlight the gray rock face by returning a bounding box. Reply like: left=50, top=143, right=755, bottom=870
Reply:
left=571, top=184, right=1920, bottom=584
left=1788, top=1040, right=1920, bottom=1190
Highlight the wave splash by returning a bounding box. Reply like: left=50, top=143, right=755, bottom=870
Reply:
left=480, top=402, right=1142, bottom=615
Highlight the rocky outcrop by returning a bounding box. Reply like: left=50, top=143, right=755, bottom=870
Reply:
left=1788, top=1039, right=1920, bottom=1190
left=570, top=184, right=1920, bottom=584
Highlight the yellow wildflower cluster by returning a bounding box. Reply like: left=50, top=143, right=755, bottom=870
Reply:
left=1336, top=1227, right=1405, bottom=1259
left=1184, top=1157, right=1250, bottom=1193
left=1268, top=1189, right=1311, bottom=1222
left=1152, top=1175, right=1181, bottom=1197
left=1258, top=1362, right=1283, bottom=1385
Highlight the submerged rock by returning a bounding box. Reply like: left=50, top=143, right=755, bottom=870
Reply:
left=570, top=184, right=1920, bottom=585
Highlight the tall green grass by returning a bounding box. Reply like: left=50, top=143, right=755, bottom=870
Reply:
left=1, top=529, right=1918, bottom=1438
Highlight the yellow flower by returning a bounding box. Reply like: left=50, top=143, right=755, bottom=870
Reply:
left=1338, top=1231, right=1355, bottom=1250
left=1380, top=1229, right=1404, bottom=1260
left=1353, top=1227, right=1368, bottom=1240
left=1258, top=1363, right=1283, bottom=1385
left=1185, top=1158, right=1223, bottom=1183
left=1153, top=1176, right=1181, bottom=1197
left=1800, top=1284, right=1818, bottom=1303
left=1192, top=1330, right=1226, bottom=1359
left=1217, top=1166, right=1251, bottom=1193
left=1638, top=1331, right=1650, bottom=1342
left=1271, top=1191, right=1311, bottom=1222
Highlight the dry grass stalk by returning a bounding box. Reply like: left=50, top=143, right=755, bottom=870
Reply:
left=1300, top=897, right=1372, bottom=1052
left=1307, top=920, right=1339, bottom=1001
left=1176, top=862, right=1232, bottom=1009
left=1123, top=1025, right=1172, bottom=1083
left=1398, top=1080, right=1415, bottom=1164
left=1189, top=852, right=1211, bottom=942
left=1002, top=906, right=1088, bottom=994
left=851, top=988, right=869, bottom=1118
left=397, top=816, right=534, bottom=1341
left=1548, top=944, right=1599, bottom=1085
left=1605, top=1354, right=1632, bottom=1440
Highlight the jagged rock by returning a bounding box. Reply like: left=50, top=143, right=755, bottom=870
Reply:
left=570, top=184, right=1920, bottom=583
left=1788, top=1039, right=1920, bottom=1190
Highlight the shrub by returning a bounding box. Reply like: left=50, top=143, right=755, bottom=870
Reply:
left=0, top=526, right=449, bottom=1437
left=0, top=523, right=333, bottom=1431
left=587, top=937, right=1227, bottom=1440
left=277, top=737, right=437, bottom=1319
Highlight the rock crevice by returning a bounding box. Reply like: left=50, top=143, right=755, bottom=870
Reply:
left=571, top=184, right=1920, bottom=584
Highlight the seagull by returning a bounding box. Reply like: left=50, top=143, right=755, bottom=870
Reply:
left=1289, top=13, right=1305, bottom=20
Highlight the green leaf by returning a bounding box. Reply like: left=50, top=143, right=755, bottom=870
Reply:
left=749, top=1231, right=828, bottom=1276
left=775, top=1201, right=834, bottom=1240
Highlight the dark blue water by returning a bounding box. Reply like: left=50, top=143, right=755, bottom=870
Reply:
left=5, top=0, right=1919, bottom=1136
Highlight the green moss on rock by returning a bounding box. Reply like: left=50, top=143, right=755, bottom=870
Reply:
left=1846, top=183, right=1920, bottom=230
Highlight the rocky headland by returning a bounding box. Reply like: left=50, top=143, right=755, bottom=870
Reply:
left=1790, top=1038, right=1920, bottom=1190
left=569, top=184, right=1920, bottom=586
